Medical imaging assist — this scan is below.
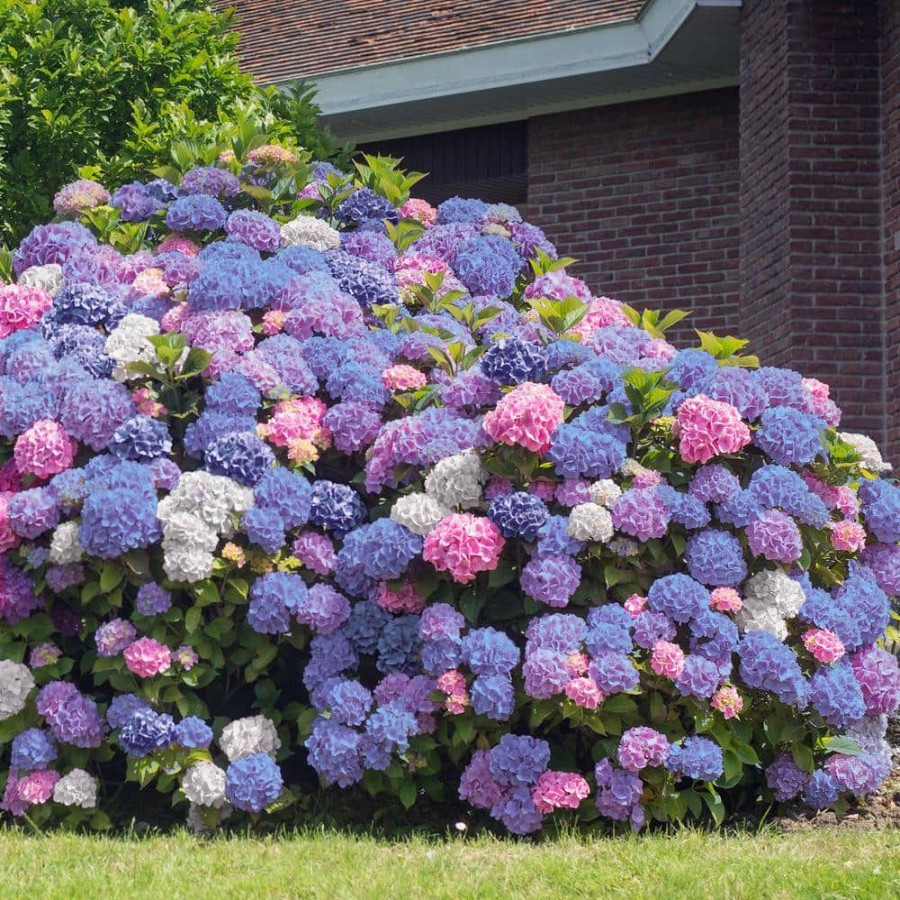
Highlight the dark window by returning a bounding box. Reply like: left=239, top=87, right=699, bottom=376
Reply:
left=360, top=121, right=527, bottom=207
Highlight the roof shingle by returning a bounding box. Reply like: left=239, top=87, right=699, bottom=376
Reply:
left=222, top=1, right=647, bottom=84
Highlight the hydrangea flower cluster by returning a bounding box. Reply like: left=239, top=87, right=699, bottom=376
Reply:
left=1, top=146, right=898, bottom=835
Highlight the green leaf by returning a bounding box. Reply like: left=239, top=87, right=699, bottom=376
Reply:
left=177, top=347, right=213, bottom=380
left=185, top=606, right=202, bottom=634
left=821, top=736, right=864, bottom=756
left=398, top=780, right=417, bottom=810
left=99, top=563, right=124, bottom=593
left=702, top=787, right=726, bottom=826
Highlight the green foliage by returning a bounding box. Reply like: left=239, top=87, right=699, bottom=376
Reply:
left=0, top=0, right=343, bottom=243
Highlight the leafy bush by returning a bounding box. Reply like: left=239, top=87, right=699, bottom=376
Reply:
left=0, top=143, right=898, bottom=835
left=0, top=0, right=342, bottom=244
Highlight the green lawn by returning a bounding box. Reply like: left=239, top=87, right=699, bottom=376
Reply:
left=1, top=827, right=898, bottom=899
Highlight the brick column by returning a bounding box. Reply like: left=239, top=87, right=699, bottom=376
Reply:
left=739, top=0, right=887, bottom=453
left=883, top=0, right=900, bottom=466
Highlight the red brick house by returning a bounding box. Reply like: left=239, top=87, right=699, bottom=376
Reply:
left=226, top=0, right=899, bottom=464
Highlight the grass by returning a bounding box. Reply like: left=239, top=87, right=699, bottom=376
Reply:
left=1, top=827, right=899, bottom=899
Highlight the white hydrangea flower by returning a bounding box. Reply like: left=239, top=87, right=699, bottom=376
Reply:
left=424, top=450, right=487, bottom=509
left=158, top=472, right=253, bottom=534
left=567, top=503, right=614, bottom=543
left=219, top=715, right=281, bottom=762
left=158, top=512, right=220, bottom=554
left=49, top=521, right=84, bottom=565
left=734, top=569, right=804, bottom=640
left=839, top=432, right=892, bottom=473
left=105, top=313, right=160, bottom=382
left=609, top=536, right=641, bottom=557
left=186, top=801, right=232, bottom=835
left=845, top=714, right=893, bottom=764
left=280, top=216, right=341, bottom=251
left=182, top=761, right=227, bottom=808
left=390, top=493, right=452, bottom=536
left=19, top=263, right=63, bottom=295
left=0, top=660, right=35, bottom=721
left=162, top=545, right=215, bottom=584
left=588, top=479, right=622, bottom=508
left=52, top=769, right=98, bottom=808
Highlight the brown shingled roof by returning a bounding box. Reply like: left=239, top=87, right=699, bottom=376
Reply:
left=222, top=1, right=647, bottom=84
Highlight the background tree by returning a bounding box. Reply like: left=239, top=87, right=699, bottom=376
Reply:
left=0, top=0, right=344, bottom=243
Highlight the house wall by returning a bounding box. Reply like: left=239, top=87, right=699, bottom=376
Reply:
left=527, top=89, right=741, bottom=341
left=739, top=0, right=888, bottom=456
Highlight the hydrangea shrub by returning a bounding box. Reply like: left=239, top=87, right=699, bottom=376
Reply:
left=1, top=144, right=898, bottom=834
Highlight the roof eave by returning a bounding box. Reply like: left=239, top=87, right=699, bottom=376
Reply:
left=284, top=0, right=741, bottom=142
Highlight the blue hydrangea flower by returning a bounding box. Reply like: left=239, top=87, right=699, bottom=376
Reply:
left=10, top=728, right=57, bottom=770
left=470, top=674, right=515, bottom=720
left=166, top=195, right=228, bottom=232
left=488, top=734, right=550, bottom=786
left=173, top=717, right=213, bottom=749
left=684, top=529, right=747, bottom=587
left=118, top=709, right=175, bottom=758
left=809, top=663, right=866, bottom=729
left=461, top=627, right=520, bottom=676
left=305, top=718, right=364, bottom=787
left=647, top=574, right=709, bottom=624
left=205, top=431, right=274, bottom=487
left=589, top=653, right=639, bottom=694
left=488, top=492, right=549, bottom=542
left=243, top=506, right=287, bottom=554
left=80, top=487, right=161, bottom=558
left=739, top=631, right=808, bottom=707
left=755, top=407, right=825, bottom=466
left=481, top=337, right=547, bottom=385
left=248, top=572, right=307, bottom=635
left=309, top=480, right=367, bottom=535
left=109, top=416, right=173, bottom=461
left=225, top=753, right=284, bottom=813
left=665, top=736, right=723, bottom=782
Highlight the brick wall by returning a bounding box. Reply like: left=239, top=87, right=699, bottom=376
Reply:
left=883, top=0, right=900, bottom=466
left=739, top=0, right=887, bottom=453
left=527, top=89, right=741, bottom=340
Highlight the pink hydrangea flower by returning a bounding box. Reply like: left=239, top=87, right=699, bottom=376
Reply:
left=160, top=303, right=188, bottom=333
left=483, top=382, right=565, bottom=454
left=564, top=676, right=605, bottom=709
left=829, top=520, right=867, bottom=553
left=710, top=587, right=743, bottom=612
left=156, top=235, right=201, bottom=256
left=422, top=513, right=505, bottom=584
left=532, top=770, right=591, bottom=814
left=13, top=420, right=77, bottom=479
left=834, top=487, right=860, bottom=519
left=802, top=377, right=841, bottom=425
left=261, top=310, right=287, bottom=335
left=172, top=644, right=199, bottom=670
left=618, top=726, right=670, bottom=772
left=802, top=629, right=846, bottom=665
left=133, top=387, right=168, bottom=418
left=746, top=509, right=803, bottom=564
left=53, top=179, right=109, bottom=216
left=374, top=581, right=426, bottom=614
left=570, top=296, right=631, bottom=340
left=624, top=593, right=648, bottom=618
left=129, top=267, right=169, bottom=299
left=398, top=198, right=437, bottom=226
left=247, top=144, right=298, bottom=165
left=528, top=480, right=557, bottom=502
left=0, top=493, right=21, bottom=553
left=259, top=396, right=331, bottom=449
left=382, top=365, right=427, bottom=392
left=123, top=637, right=172, bottom=678
left=0, top=284, right=53, bottom=338
left=555, top=479, right=591, bottom=506
left=436, top=669, right=469, bottom=714
left=674, top=395, right=751, bottom=464
left=651, top=641, right=686, bottom=680
left=16, top=770, right=60, bottom=806
left=566, top=652, right=590, bottom=677
left=711, top=685, right=744, bottom=719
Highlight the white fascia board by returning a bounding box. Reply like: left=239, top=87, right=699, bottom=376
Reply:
left=290, top=0, right=734, bottom=117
